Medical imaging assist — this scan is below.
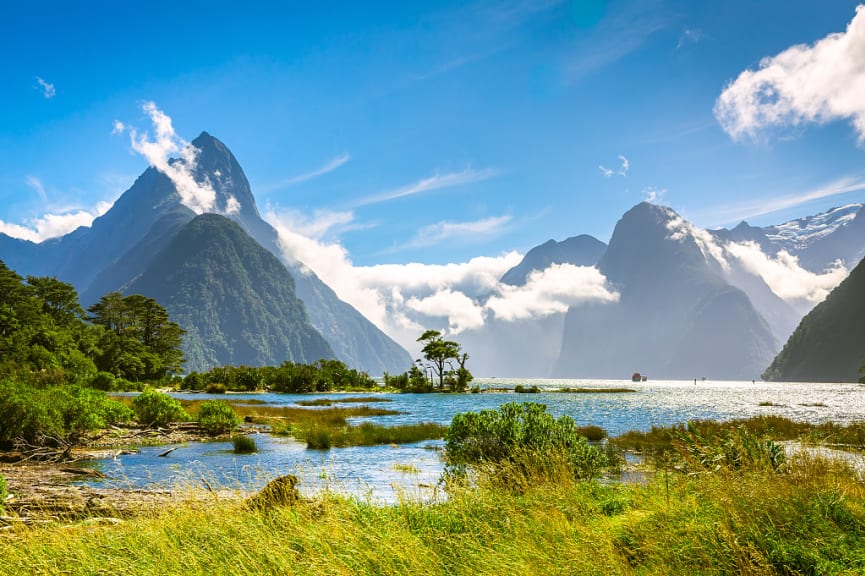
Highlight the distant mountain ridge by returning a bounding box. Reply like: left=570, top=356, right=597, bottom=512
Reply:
left=500, top=234, right=606, bottom=286
left=0, top=132, right=411, bottom=375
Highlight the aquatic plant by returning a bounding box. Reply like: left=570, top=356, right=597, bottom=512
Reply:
left=231, top=434, right=257, bottom=454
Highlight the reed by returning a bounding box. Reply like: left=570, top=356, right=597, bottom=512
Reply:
left=2, top=449, right=863, bottom=575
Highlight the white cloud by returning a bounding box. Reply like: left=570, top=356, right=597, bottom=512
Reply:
left=725, top=241, right=848, bottom=304
left=599, top=155, right=629, bottom=178
left=260, top=154, right=351, bottom=193
left=715, top=5, right=865, bottom=142
left=263, top=206, right=621, bottom=355
left=34, top=76, right=56, bottom=99
left=618, top=155, right=630, bottom=176
left=643, top=186, right=667, bottom=203
left=0, top=201, right=112, bottom=243
left=665, top=212, right=849, bottom=305
left=486, top=263, right=619, bottom=321
left=598, top=165, right=614, bottom=178
left=127, top=102, right=221, bottom=214
left=406, top=215, right=512, bottom=248
left=111, top=120, right=126, bottom=135
left=357, top=167, right=498, bottom=206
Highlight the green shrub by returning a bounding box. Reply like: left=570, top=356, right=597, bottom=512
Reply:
left=445, top=402, right=609, bottom=481
left=205, top=382, right=227, bottom=394
left=89, top=371, right=116, bottom=391
left=197, top=400, right=240, bottom=435
left=232, top=434, right=257, bottom=453
left=514, top=384, right=540, bottom=393
left=131, top=389, right=187, bottom=427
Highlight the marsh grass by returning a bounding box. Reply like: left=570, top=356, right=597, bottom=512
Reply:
left=231, top=434, right=258, bottom=454
left=305, top=422, right=446, bottom=449
left=296, top=396, right=393, bottom=407
left=2, top=449, right=864, bottom=575
left=611, top=415, right=865, bottom=455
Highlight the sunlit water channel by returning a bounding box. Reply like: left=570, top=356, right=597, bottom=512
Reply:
left=81, top=378, right=865, bottom=502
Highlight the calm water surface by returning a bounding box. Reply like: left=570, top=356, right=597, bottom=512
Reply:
left=85, top=378, right=865, bottom=501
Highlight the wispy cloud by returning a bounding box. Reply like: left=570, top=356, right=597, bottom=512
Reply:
left=565, top=4, right=670, bottom=82
left=677, top=27, right=703, bottom=49
left=599, top=155, right=629, bottom=178
left=0, top=201, right=113, bottom=243
left=26, top=176, right=48, bottom=203
left=259, top=154, right=351, bottom=193
left=643, top=186, right=667, bottom=203
left=703, top=176, right=865, bottom=225
left=34, top=76, right=56, bottom=99
left=356, top=167, right=498, bottom=206
left=406, top=215, right=512, bottom=249
left=111, top=120, right=125, bottom=135
left=715, top=5, right=865, bottom=142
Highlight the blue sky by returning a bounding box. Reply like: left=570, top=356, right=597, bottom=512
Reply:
left=2, top=0, right=865, bottom=270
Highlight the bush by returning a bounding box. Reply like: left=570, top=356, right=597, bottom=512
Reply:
left=0, top=379, right=133, bottom=447
left=514, top=384, right=540, bottom=393
left=89, top=371, right=116, bottom=391
left=205, top=382, right=227, bottom=394
left=445, top=402, right=609, bottom=481
left=197, top=400, right=240, bottom=435
left=232, top=434, right=257, bottom=454
left=131, top=389, right=187, bottom=427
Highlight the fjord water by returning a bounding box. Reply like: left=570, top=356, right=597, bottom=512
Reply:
left=86, top=379, right=865, bottom=501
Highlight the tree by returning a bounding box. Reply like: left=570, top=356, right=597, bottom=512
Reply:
left=88, top=292, right=185, bottom=381
left=416, top=330, right=472, bottom=391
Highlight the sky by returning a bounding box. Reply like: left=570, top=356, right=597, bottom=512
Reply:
left=2, top=0, right=865, bottom=355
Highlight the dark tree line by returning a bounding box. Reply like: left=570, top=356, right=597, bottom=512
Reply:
left=0, top=260, right=185, bottom=384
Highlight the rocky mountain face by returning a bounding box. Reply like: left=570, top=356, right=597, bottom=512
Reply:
left=763, top=254, right=865, bottom=383
left=128, top=214, right=334, bottom=371
left=553, top=203, right=777, bottom=380
left=0, top=132, right=411, bottom=375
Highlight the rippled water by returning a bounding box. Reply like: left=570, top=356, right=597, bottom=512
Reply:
left=83, top=378, right=865, bottom=501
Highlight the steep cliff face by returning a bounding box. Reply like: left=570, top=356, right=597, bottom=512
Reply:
left=764, top=255, right=865, bottom=383
left=127, top=214, right=334, bottom=371
left=554, top=203, right=777, bottom=380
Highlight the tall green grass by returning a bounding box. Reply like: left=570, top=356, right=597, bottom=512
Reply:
left=1, top=451, right=864, bottom=575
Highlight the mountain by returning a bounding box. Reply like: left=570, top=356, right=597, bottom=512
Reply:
left=500, top=234, right=606, bottom=286
left=554, top=202, right=777, bottom=380
left=0, top=132, right=411, bottom=375
left=127, top=214, right=334, bottom=371
left=763, top=255, right=865, bottom=383
left=712, top=203, right=865, bottom=274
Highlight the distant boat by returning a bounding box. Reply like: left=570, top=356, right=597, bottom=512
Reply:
left=632, top=372, right=649, bottom=382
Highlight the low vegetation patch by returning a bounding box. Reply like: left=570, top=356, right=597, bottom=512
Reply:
left=231, top=434, right=257, bottom=454
left=295, top=396, right=392, bottom=407
left=305, top=422, right=445, bottom=449
left=131, top=389, right=188, bottom=428
left=445, top=402, right=610, bottom=484
left=196, top=400, right=240, bottom=435
left=557, top=387, right=636, bottom=393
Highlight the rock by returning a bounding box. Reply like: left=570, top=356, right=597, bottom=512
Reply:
left=245, top=475, right=300, bottom=511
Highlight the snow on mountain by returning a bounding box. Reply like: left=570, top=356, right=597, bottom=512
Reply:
left=764, top=204, right=863, bottom=251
